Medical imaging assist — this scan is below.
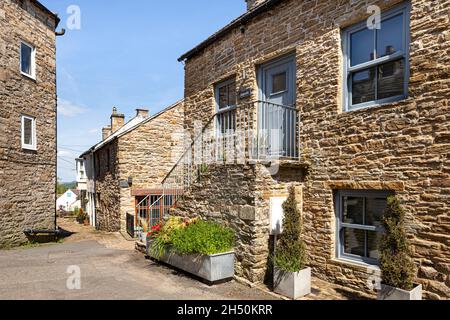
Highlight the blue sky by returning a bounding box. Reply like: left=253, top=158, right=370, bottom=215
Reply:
left=39, top=0, right=246, bottom=182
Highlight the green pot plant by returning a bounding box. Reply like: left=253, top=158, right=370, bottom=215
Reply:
left=378, top=196, right=422, bottom=300
left=273, top=186, right=310, bottom=299
left=147, top=216, right=236, bottom=283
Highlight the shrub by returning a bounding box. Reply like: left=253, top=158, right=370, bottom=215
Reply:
left=272, top=186, right=307, bottom=273
left=379, top=196, right=416, bottom=290
left=170, top=220, right=235, bottom=256
left=148, top=217, right=235, bottom=257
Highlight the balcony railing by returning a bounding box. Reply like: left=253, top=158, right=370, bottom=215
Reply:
left=135, top=100, right=299, bottom=237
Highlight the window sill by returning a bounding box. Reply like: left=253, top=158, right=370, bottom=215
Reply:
left=331, top=257, right=380, bottom=271
left=344, top=95, right=409, bottom=114
left=21, top=72, right=36, bottom=82
left=22, top=146, right=37, bottom=152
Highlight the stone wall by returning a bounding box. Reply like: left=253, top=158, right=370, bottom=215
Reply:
left=182, top=0, right=449, bottom=299
left=0, top=0, right=57, bottom=247
left=174, top=163, right=307, bottom=283
left=93, top=101, right=184, bottom=233
left=118, top=101, right=184, bottom=233
left=95, top=140, right=121, bottom=232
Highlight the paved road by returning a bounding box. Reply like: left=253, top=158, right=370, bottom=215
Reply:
left=0, top=239, right=278, bottom=300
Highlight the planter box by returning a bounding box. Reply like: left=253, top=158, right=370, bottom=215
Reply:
left=274, top=267, right=311, bottom=299
left=378, top=284, right=422, bottom=300
left=147, top=240, right=235, bottom=282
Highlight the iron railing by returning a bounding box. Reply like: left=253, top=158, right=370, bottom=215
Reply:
left=135, top=100, right=299, bottom=238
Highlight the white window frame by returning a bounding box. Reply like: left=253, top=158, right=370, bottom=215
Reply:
left=342, top=2, right=411, bottom=112
left=21, top=115, right=37, bottom=151
left=20, top=41, right=36, bottom=80
left=335, top=190, right=394, bottom=265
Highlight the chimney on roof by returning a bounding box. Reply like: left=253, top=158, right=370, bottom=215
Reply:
left=136, top=108, right=149, bottom=118
left=245, top=0, right=267, bottom=11
left=110, top=107, right=125, bottom=133
left=102, top=126, right=112, bottom=140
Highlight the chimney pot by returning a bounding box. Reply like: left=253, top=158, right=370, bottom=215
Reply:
left=136, top=109, right=149, bottom=117
left=110, top=107, right=125, bottom=133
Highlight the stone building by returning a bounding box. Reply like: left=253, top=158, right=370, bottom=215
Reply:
left=0, top=0, right=60, bottom=247
left=157, top=0, right=449, bottom=299
left=79, top=101, right=184, bottom=235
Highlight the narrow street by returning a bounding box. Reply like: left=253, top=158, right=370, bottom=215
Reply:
left=0, top=219, right=278, bottom=300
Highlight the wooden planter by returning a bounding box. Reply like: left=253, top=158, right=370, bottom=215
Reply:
left=147, top=239, right=235, bottom=282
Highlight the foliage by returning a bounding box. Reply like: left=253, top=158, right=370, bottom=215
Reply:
left=57, top=178, right=76, bottom=195
left=76, top=208, right=87, bottom=223
left=379, top=196, right=416, bottom=290
left=148, top=217, right=234, bottom=258
left=272, top=186, right=307, bottom=273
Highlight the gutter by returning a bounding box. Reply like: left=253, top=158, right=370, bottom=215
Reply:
left=178, top=0, right=285, bottom=62
left=31, top=0, right=61, bottom=27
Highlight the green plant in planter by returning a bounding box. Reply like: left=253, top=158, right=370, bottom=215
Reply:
left=273, top=186, right=307, bottom=273
left=148, top=218, right=235, bottom=258
left=170, top=220, right=235, bottom=256
left=379, top=196, right=416, bottom=290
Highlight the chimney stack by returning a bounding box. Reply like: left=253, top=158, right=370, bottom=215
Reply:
left=102, top=126, right=112, bottom=140
left=136, top=108, right=149, bottom=118
left=245, top=0, right=267, bottom=11
left=110, top=107, right=125, bottom=133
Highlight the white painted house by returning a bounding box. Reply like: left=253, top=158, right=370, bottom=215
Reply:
left=56, top=189, right=80, bottom=212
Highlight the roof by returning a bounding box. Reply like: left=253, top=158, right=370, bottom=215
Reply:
left=80, top=99, right=184, bottom=157
left=30, top=0, right=61, bottom=27
left=178, top=0, right=285, bottom=62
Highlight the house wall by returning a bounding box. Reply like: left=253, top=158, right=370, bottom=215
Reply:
left=182, top=0, right=449, bottom=299
left=118, top=102, right=184, bottom=234
left=93, top=102, right=184, bottom=233
left=174, top=163, right=306, bottom=283
left=0, top=0, right=57, bottom=247
left=95, top=140, right=121, bottom=232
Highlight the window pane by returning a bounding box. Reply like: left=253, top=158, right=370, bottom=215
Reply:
left=228, top=82, right=236, bottom=106
left=377, top=59, right=405, bottom=100
left=21, top=43, right=32, bottom=75
left=272, top=72, right=287, bottom=94
left=350, top=28, right=375, bottom=66
left=23, top=118, right=33, bottom=145
left=343, top=228, right=366, bottom=257
left=342, top=197, right=364, bottom=225
left=377, top=14, right=404, bottom=58
left=365, top=197, right=388, bottom=227
left=218, top=86, right=228, bottom=109
left=367, top=231, right=382, bottom=260
left=352, top=68, right=376, bottom=105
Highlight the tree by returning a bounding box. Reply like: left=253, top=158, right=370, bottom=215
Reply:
left=379, top=196, right=416, bottom=290
left=273, top=185, right=307, bottom=272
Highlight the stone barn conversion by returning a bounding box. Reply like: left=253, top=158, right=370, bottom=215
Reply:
left=0, top=0, right=60, bottom=247
left=145, top=0, right=449, bottom=299
left=79, top=101, right=184, bottom=236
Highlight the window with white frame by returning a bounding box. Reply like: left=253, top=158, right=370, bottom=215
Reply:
left=335, top=190, right=393, bottom=265
left=20, top=41, right=36, bottom=79
left=343, top=3, right=410, bottom=111
left=21, top=115, right=37, bottom=150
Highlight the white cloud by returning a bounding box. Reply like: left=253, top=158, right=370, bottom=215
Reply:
left=58, top=99, right=87, bottom=117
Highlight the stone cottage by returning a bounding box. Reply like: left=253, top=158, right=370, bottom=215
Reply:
left=157, top=0, right=449, bottom=299
left=79, top=101, right=184, bottom=236
left=0, top=0, right=60, bottom=247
